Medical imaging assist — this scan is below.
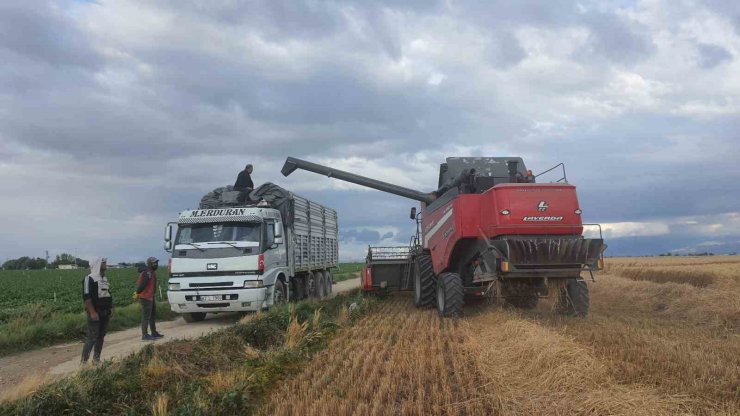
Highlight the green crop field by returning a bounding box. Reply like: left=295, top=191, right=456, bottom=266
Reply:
left=0, top=268, right=172, bottom=356
left=332, top=262, right=364, bottom=282
left=0, top=263, right=362, bottom=356
left=0, top=268, right=169, bottom=317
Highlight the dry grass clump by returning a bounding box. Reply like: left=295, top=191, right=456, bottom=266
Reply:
left=151, top=392, right=169, bottom=416
left=336, top=305, right=349, bottom=327
left=284, top=316, right=309, bottom=350
left=0, top=373, right=50, bottom=403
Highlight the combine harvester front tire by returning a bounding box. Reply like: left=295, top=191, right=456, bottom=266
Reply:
left=436, top=272, right=464, bottom=317
left=414, top=255, right=436, bottom=307
left=557, top=278, right=590, bottom=317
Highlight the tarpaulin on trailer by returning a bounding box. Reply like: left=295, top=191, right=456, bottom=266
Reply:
left=198, top=183, right=296, bottom=226
left=199, top=185, right=241, bottom=209
left=249, top=183, right=295, bottom=226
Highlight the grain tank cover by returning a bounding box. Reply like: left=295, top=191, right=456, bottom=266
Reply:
left=438, top=157, right=529, bottom=189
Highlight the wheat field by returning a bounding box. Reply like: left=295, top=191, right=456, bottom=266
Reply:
left=259, top=256, right=740, bottom=415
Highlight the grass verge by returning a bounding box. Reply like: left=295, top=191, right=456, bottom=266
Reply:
left=0, top=302, right=175, bottom=357
left=332, top=262, right=364, bottom=283
left=0, top=290, right=373, bottom=415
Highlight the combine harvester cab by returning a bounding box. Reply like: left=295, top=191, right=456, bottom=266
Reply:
left=163, top=184, right=338, bottom=323
left=282, top=156, right=606, bottom=318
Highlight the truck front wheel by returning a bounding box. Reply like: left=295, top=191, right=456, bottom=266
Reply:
left=273, top=279, right=287, bottom=305
left=183, top=312, right=206, bottom=323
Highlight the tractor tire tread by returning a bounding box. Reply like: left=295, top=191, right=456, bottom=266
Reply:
left=557, top=278, right=589, bottom=317
left=415, top=254, right=435, bottom=307
left=437, top=272, right=464, bottom=317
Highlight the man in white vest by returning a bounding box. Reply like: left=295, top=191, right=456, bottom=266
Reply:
left=81, top=258, right=113, bottom=364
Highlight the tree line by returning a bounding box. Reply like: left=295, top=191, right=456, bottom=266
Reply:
left=1, top=253, right=90, bottom=270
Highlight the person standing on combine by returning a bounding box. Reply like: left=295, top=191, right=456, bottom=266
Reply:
left=234, top=163, right=254, bottom=192
left=81, top=258, right=112, bottom=364
left=136, top=257, right=163, bottom=341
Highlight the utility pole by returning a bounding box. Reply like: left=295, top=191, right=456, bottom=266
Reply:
left=45, top=250, right=50, bottom=269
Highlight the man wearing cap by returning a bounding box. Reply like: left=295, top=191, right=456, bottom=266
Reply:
left=136, top=257, right=163, bottom=341
left=234, top=164, right=254, bottom=192
left=81, top=258, right=112, bottom=363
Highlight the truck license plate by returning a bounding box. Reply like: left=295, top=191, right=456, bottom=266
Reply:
left=200, top=295, right=222, bottom=302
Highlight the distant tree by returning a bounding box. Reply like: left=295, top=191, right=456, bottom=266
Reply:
left=74, top=258, right=90, bottom=268
left=2, top=257, right=47, bottom=270
left=51, top=253, right=89, bottom=269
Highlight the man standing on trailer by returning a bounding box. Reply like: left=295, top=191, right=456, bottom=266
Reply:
left=81, top=258, right=112, bottom=364
left=234, top=164, right=254, bottom=192
left=136, top=257, right=163, bottom=341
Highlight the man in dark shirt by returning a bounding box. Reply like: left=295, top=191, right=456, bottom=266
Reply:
left=81, top=258, right=112, bottom=364
left=234, top=164, right=254, bottom=192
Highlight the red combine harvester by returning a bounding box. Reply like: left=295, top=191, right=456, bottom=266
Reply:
left=282, top=157, right=606, bottom=317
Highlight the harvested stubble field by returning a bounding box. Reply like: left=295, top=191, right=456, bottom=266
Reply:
left=261, top=256, right=740, bottom=416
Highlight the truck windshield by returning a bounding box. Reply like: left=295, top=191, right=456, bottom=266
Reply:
left=175, top=222, right=261, bottom=244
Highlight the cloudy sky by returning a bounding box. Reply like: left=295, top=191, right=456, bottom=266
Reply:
left=1, top=0, right=739, bottom=263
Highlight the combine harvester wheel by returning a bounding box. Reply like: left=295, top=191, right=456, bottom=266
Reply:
left=557, top=278, right=589, bottom=317
left=414, top=254, right=435, bottom=307
left=436, top=272, right=464, bottom=317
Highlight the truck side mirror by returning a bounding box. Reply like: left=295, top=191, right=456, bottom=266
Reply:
left=410, top=207, right=417, bottom=220
left=164, top=240, right=172, bottom=252
left=273, top=222, right=283, bottom=245
left=164, top=224, right=173, bottom=242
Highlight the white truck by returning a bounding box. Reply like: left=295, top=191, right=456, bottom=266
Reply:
left=164, top=185, right=338, bottom=322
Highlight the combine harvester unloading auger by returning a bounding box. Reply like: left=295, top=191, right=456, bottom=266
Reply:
left=282, top=156, right=606, bottom=317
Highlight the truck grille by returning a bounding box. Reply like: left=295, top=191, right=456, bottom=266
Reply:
left=189, top=282, right=233, bottom=288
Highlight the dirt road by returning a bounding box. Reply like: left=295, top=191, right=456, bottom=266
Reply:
left=0, top=277, right=360, bottom=399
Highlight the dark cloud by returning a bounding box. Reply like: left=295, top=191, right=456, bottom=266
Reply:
left=0, top=1, right=101, bottom=69
left=580, top=13, right=655, bottom=64
left=696, top=43, right=732, bottom=68
left=0, top=0, right=738, bottom=262
left=341, top=229, right=381, bottom=243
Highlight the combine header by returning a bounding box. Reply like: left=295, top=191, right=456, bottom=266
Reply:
left=282, top=156, right=606, bottom=317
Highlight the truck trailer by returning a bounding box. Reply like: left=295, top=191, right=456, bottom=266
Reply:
left=164, top=184, right=338, bottom=322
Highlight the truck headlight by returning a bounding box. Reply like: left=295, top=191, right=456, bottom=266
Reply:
left=169, top=283, right=180, bottom=291
left=244, top=280, right=263, bottom=288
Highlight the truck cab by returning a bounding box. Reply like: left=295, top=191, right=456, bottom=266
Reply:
left=164, top=206, right=288, bottom=322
